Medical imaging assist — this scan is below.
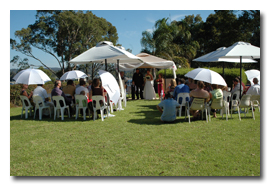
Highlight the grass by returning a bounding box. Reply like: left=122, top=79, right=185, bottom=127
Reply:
left=10, top=99, right=260, bottom=176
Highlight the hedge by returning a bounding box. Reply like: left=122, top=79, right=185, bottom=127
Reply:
left=157, top=67, right=248, bottom=87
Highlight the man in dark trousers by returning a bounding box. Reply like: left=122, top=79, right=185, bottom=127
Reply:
left=132, top=68, right=144, bottom=99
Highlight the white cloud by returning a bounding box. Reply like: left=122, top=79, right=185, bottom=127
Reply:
left=146, top=17, right=156, bottom=24
left=170, top=14, right=186, bottom=21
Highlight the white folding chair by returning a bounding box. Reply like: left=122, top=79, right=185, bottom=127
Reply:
left=19, top=95, right=33, bottom=119
left=52, top=96, right=70, bottom=120
left=92, top=95, right=109, bottom=121
left=250, top=95, right=260, bottom=120
left=33, top=96, right=51, bottom=120
left=176, top=93, right=190, bottom=119
left=221, top=91, right=231, bottom=118
left=75, top=95, right=90, bottom=120
left=231, top=94, right=251, bottom=121
left=207, top=98, right=227, bottom=121
left=187, top=98, right=208, bottom=123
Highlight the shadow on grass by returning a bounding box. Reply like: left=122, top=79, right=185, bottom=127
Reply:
left=127, top=104, right=189, bottom=125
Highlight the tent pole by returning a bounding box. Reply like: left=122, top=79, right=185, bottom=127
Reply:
left=105, top=59, right=107, bottom=71
left=223, top=62, right=225, bottom=78
left=164, top=69, right=166, bottom=92
left=117, top=59, right=120, bottom=72
left=240, top=56, right=242, bottom=99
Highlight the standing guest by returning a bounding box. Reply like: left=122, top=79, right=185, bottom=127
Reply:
left=75, top=79, right=89, bottom=99
left=51, top=80, right=73, bottom=106
left=132, top=68, right=144, bottom=99
left=189, top=81, right=210, bottom=120
left=33, top=84, right=54, bottom=116
left=62, top=80, right=75, bottom=97
left=157, top=93, right=180, bottom=123
left=131, top=81, right=136, bottom=100
left=156, top=73, right=164, bottom=99
left=209, top=84, right=223, bottom=118
left=20, top=84, right=34, bottom=105
left=246, top=78, right=260, bottom=95
left=173, top=78, right=190, bottom=102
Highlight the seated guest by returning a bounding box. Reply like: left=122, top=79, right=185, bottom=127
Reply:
left=209, top=84, right=223, bottom=118
left=62, top=80, right=75, bottom=97
left=218, top=85, right=228, bottom=91
left=189, top=81, right=210, bottom=119
left=75, top=79, right=89, bottom=99
left=20, top=84, right=34, bottom=106
left=166, top=79, right=177, bottom=94
left=246, top=78, right=260, bottom=95
left=33, top=84, right=54, bottom=116
left=51, top=80, right=73, bottom=106
left=231, top=77, right=244, bottom=99
left=243, top=80, right=251, bottom=95
left=157, top=93, right=180, bottom=123
left=187, top=78, right=197, bottom=91
left=204, top=82, right=212, bottom=92
left=89, top=78, right=107, bottom=116
left=87, top=79, right=92, bottom=93
left=173, top=78, right=190, bottom=103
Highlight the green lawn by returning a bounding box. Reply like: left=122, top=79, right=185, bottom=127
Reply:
left=10, top=99, right=260, bottom=176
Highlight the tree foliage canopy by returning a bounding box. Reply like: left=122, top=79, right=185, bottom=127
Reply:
left=10, top=10, right=119, bottom=77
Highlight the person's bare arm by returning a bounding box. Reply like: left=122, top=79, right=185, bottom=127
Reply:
left=157, top=105, right=163, bottom=113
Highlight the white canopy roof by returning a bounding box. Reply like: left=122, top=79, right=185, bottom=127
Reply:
left=193, top=46, right=257, bottom=63
left=119, top=53, right=177, bottom=70
left=69, top=41, right=143, bottom=64
left=210, top=41, right=260, bottom=59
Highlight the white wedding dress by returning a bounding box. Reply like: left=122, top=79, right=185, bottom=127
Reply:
left=143, top=75, right=156, bottom=100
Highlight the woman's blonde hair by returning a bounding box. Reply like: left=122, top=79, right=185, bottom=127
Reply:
left=170, top=79, right=177, bottom=89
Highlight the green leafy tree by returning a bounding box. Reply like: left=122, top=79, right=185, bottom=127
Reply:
left=10, top=10, right=119, bottom=78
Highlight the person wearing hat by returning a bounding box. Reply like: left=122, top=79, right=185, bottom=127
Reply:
left=132, top=68, right=144, bottom=99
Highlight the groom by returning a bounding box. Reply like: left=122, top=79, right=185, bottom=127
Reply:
left=132, top=68, right=144, bottom=99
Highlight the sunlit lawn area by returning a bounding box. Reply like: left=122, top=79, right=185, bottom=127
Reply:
left=10, top=99, right=260, bottom=176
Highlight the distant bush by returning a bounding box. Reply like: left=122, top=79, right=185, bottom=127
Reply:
left=158, top=67, right=247, bottom=87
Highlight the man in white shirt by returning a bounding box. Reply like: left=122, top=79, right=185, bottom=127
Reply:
left=246, top=78, right=260, bottom=95
left=33, top=84, right=54, bottom=116
left=75, top=79, right=89, bottom=99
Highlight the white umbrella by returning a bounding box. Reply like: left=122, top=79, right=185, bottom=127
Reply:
left=98, top=70, right=120, bottom=105
left=208, top=41, right=260, bottom=97
left=184, top=68, right=227, bottom=86
left=69, top=41, right=143, bottom=65
left=60, top=70, right=88, bottom=81
left=245, top=69, right=260, bottom=85
left=13, top=68, right=51, bottom=85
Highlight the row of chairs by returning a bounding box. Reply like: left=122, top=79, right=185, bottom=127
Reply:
left=175, top=91, right=260, bottom=123
left=19, top=95, right=111, bottom=121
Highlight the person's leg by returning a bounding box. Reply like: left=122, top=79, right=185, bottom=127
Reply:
left=135, top=85, right=139, bottom=99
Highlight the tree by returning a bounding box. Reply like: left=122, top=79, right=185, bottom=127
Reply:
left=10, top=10, right=119, bottom=78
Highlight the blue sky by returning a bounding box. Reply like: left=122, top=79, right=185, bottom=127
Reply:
left=10, top=10, right=216, bottom=69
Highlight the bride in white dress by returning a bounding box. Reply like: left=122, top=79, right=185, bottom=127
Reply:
left=143, top=69, right=156, bottom=100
